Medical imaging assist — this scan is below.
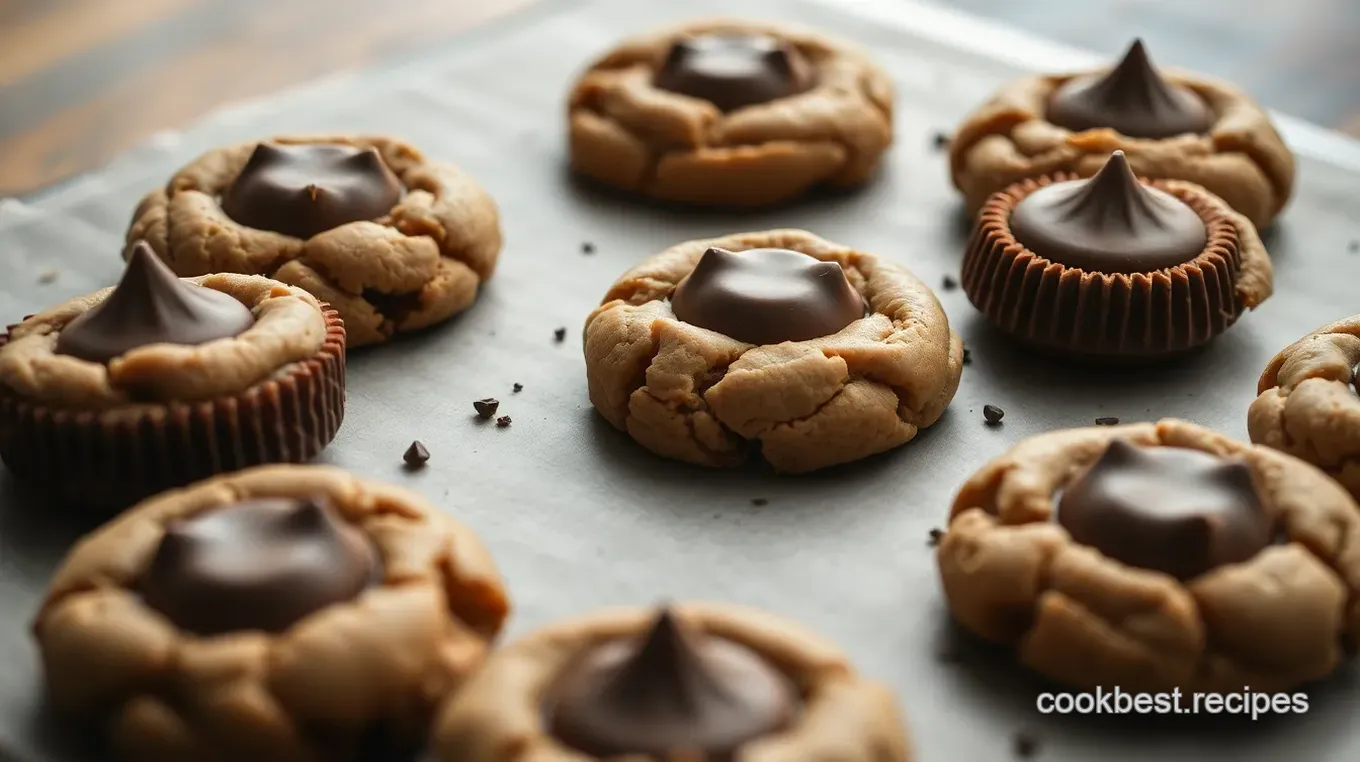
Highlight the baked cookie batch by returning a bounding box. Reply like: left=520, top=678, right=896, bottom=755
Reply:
left=0, top=15, right=1352, bottom=762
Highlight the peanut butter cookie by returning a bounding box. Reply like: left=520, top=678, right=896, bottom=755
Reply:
left=0, top=242, right=345, bottom=510
left=937, top=419, right=1360, bottom=693
left=1249, top=315, right=1360, bottom=500
left=33, top=464, right=510, bottom=762
left=127, top=135, right=502, bottom=347
left=583, top=229, right=963, bottom=473
left=432, top=603, right=912, bottom=762
left=568, top=19, right=893, bottom=206
left=949, top=39, right=1294, bottom=229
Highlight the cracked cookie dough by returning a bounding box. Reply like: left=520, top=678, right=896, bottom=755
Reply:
left=432, top=603, right=912, bottom=762
left=937, top=419, right=1360, bottom=693
left=0, top=242, right=345, bottom=510
left=33, top=464, right=511, bottom=762
left=584, top=229, right=963, bottom=473
left=127, top=134, right=502, bottom=347
left=1249, top=315, right=1360, bottom=501
left=568, top=19, right=893, bottom=206
left=948, top=39, right=1294, bottom=229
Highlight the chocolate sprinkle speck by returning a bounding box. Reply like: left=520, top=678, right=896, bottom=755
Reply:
left=403, top=441, right=430, bottom=467
left=928, top=528, right=945, bottom=547
left=1012, top=731, right=1040, bottom=758
left=962, top=348, right=972, bottom=365
left=1349, top=240, right=1359, bottom=253
left=751, top=498, right=769, bottom=506
left=496, top=416, right=512, bottom=428
left=1095, top=416, right=1120, bottom=426
left=582, top=242, right=595, bottom=254
left=983, top=405, right=1005, bottom=425
left=38, top=269, right=58, bottom=284
left=473, top=398, right=499, bottom=419
left=513, top=383, right=523, bottom=393
left=932, top=131, right=950, bottom=149
left=942, top=275, right=958, bottom=290
left=554, top=327, right=566, bottom=342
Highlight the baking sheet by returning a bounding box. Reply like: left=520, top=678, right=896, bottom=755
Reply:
left=3, top=0, right=1360, bottom=760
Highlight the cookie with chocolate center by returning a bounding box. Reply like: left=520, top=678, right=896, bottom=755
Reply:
left=433, top=603, right=912, bottom=762
left=127, top=135, right=502, bottom=347
left=937, top=419, right=1360, bottom=692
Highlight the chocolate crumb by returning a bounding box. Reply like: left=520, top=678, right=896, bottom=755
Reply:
left=582, top=242, right=595, bottom=254
left=403, top=440, right=430, bottom=467
left=932, top=131, right=950, bottom=150
left=473, top=398, right=499, bottom=419
left=751, top=498, right=769, bottom=506
left=512, top=383, right=523, bottom=393
left=496, top=416, right=512, bottom=428
left=983, top=404, right=1005, bottom=425
left=928, top=528, right=945, bottom=547
left=1349, top=240, right=1359, bottom=253
left=38, top=269, right=58, bottom=284
left=1095, top=416, right=1119, bottom=426
left=962, top=348, right=972, bottom=365
left=1012, top=730, right=1040, bottom=758
left=942, top=275, right=958, bottom=290
left=553, top=327, right=566, bottom=342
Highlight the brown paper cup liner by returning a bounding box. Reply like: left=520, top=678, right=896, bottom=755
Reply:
left=0, top=306, right=347, bottom=512
left=961, top=175, right=1242, bottom=360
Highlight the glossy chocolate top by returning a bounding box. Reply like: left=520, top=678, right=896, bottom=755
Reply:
left=1057, top=440, right=1272, bottom=580
left=654, top=33, right=811, bottom=112
left=1047, top=39, right=1213, bottom=139
left=1008, top=151, right=1207, bottom=273
left=140, top=496, right=378, bottom=635
left=547, top=609, right=796, bottom=758
left=54, top=241, right=255, bottom=364
left=221, top=142, right=403, bottom=239
left=671, top=247, right=865, bottom=345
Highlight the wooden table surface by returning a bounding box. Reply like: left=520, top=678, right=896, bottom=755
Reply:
left=1, top=0, right=1357, bottom=198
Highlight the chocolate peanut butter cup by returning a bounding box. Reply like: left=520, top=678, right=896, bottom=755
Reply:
left=960, top=150, right=1271, bottom=360
left=0, top=244, right=346, bottom=510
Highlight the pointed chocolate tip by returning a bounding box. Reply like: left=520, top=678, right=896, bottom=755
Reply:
left=286, top=497, right=330, bottom=529
left=118, top=237, right=178, bottom=289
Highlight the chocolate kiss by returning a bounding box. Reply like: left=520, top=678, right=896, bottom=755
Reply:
left=1008, top=150, right=1207, bottom=273
left=547, top=608, right=796, bottom=757
left=1047, top=39, right=1213, bottom=139
left=671, top=247, right=865, bottom=345
left=139, top=496, right=378, bottom=636
left=1056, top=440, right=1272, bottom=580
left=654, top=33, right=810, bottom=112
left=54, top=241, right=255, bottom=364
left=221, top=142, right=403, bottom=240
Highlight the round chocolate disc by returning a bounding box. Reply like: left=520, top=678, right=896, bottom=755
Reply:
left=1048, top=39, right=1213, bottom=139
left=1057, top=440, right=1273, bottom=580
left=670, top=247, right=865, bottom=345
left=1009, top=151, right=1207, bottom=273
left=547, top=609, right=796, bottom=758
left=55, top=240, right=256, bottom=364
left=654, top=33, right=811, bottom=112
left=221, top=142, right=403, bottom=240
left=140, top=496, right=378, bottom=635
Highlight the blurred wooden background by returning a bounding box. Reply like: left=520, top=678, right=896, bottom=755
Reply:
left=1, top=0, right=1356, bottom=198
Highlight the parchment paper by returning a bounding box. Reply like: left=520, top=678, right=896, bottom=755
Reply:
left=2, top=0, right=1359, bottom=760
